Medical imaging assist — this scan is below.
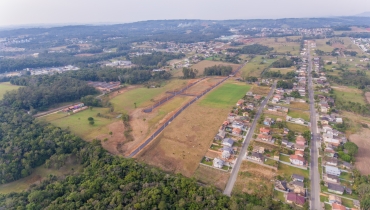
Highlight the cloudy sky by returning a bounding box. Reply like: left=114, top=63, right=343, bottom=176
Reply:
left=1, top=0, right=369, bottom=26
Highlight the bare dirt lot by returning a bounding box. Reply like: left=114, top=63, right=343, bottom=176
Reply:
left=192, top=165, right=230, bottom=190
left=184, top=77, right=224, bottom=95
left=233, top=161, right=275, bottom=196
left=191, top=60, right=240, bottom=75
left=349, top=128, right=370, bottom=175
left=365, top=92, right=370, bottom=104
left=136, top=104, right=230, bottom=177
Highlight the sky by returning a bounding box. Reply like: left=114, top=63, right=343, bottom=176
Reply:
left=1, top=0, right=370, bottom=27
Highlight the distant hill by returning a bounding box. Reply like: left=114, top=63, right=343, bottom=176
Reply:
left=356, top=12, right=370, bottom=17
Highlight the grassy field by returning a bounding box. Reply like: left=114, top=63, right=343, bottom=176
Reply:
left=250, top=85, right=271, bottom=96
left=288, top=110, right=310, bottom=121
left=192, top=165, right=230, bottom=190
left=269, top=67, right=295, bottom=74
left=110, top=79, right=189, bottom=113
left=254, top=37, right=300, bottom=55
left=240, top=55, right=277, bottom=78
left=40, top=107, right=114, bottom=140
left=286, top=123, right=309, bottom=133
left=0, top=162, right=82, bottom=194
left=333, top=86, right=366, bottom=105
left=0, top=82, right=21, bottom=99
left=277, top=163, right=309, bottom=180
left=191, top=60, right=240, bottom=76
left=349, top=128, right=370, bottom=175
left=274, top=190, right=286, bottom=202
left=288, top=102, right=310, bottom=110
left=315, top=39, right=336, bottom=52
left=198, top=81, right=251, bottom=109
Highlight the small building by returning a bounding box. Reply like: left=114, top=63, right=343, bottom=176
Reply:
left=290, top=155, right=305, bottom=166
left=325, top=166, right=341, bottom=176
left=276, top=180, right=288, bottom=191
left=328, top=194, right=342, bottom=204
left=232, top=127, right=242, bottom=135
left=325, top=157, right=338, bottom=166
left=259, top=127, right=271, bottom=135
left=292, top=174, right=304, bottom=182
left=286, top=192, right=306, bottom=207
left=222, top=138, right=234, bottom=147
left=251, top=152, right=264, bottom=162
left=295, top=150, right=304, bottom=157
left=294, top=144, right=305, bottom=151
left=221, top=146, right=233, bottom=159
left=331, top=203, right=346, bottom=210
left=257, top=134, right=272, bottom=142
left=328, top=183, right=345, bottom=195
left=213, top=158, right=224, bottom=169
left=325, top=174, right=340, bottom=183
left=295, top=135, right=306, bottom=146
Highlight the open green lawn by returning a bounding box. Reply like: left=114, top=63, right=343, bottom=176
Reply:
left=279, top=154, right=290, bottom=162
left=288, top=110, right=310, bottom=121
left=341, top=197, right=355, bottom=208
left=333, top=88, right=366, bottom=105
left=286, top=123, right=309, bottom=133
left=240, top=55, right=277, bottom=78
left=274, top=190, right=286, bottom=202
left=320, top=195, right=328, bottom=202
left=277, top=163, right=309, bottom=179
left=0, top=82, right=21, bottom=99
left=315, top=39, right=335, bottom=52
left=199, top=81, right=251, bottom=109
left=40, top=107, right=114, bottom=140
left=269, top=67, right=295, bottom=74
left=110, top=79, right=188, bottom=113
left=0, top=162, right=82, bottom=194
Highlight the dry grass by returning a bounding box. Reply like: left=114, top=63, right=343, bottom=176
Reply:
left=193, top=165, right=230, bottom=190
left=136, top=104, right=230, bottom=176
left=349, top=128, right=370, bottom=175
left=191, top=60, right=240, bottom=76
left=288, top=102, right=310, bottom=110
left=250, top=85, right=271, bottom=96
left=184, top=77, right=225, bottom=95
left=269, top=67, right=295, bottom=74
left=233, top=161, right=275, bottom=196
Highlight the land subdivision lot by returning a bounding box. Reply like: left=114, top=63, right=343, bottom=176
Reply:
left=349, top=128, right=370, bottom=175
left=277, top=163, right=309, bottom=180
left=136, top=80, right=251, bottom=177
left=288, top=102, right=310, bottom=110
left=240, top=55, right=277, bottom=78
left=286, top=123, right=309, bottom=133
left=333, top=86, right=366, bottom=105
left=191, top=60, right=240, bottom=76
left=0, top=82, right=21, bottom=99
left=254, top=37, right=301, bottom=55
left=288, top=109, right=310, bottom=121
left=315, top=39, right=336, bottom=52
left=183, top=77, right=224, bottom=95
left=193, top=165, right=230, bottom=190
left=269, top=67, right=295, bottom=74
left=233, top=161, right=275, bottom=197
left=250, top=85, right=271, bottom=96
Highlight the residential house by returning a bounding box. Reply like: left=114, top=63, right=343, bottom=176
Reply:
left=251, top=152, right=264, bottom=162
left=221, top=146, right=233, bottom=159
left=260, top=127, right=271, bottom=135
left=325, top=166, right=341, bottom=176
left=341, top=161, right=353, bottom=170
left=332, top=203, right=346, bottom=210
left=232, top=127, right=242, bottom=135
left=328, top=183, right=345, bottom=195
left=292, top=181, right=305, bottom=195
left=290, top=155, right=306, bottom=166
left=294, top=144, right=305, bottom=151
left=336, top=118, right=343, bottom=123
left=263, top=118, right=273, bottom=126
left=292, top=174, right=304, bottom=182
left=324, top=147, right=336, bottom=157
left=236, top=99, right=244, bottom=107
left=328, top=194, right=342, bottom=205
left=246, top=91, right=253, bottom=96
left=322, top=125, right=333, bottom=133
left=283, top=128, right=289, bottom=134
left=325, top=174, right=340, bottom=183
left=222, top=138, right=234, bottom=147
left=345, top=187, right=352, bottom=195
left=214, top=130, right=226, bottom=141
left=353, top=200, right=360, bottom=209
left=282, top=140, right=288, bottom=146
left=257, top=134, right=272, bottom=142
left=254, top=95, right=262, bottom=100
left=286, top=192, right=306, bottom=207
left=295, top=150, right=304, bottom=157
left=287, top=142, right=294, bottom=149
left=325, top=157, right=338, bottom=166
left=213, top=158, right=224, bottom=169
left=296, top=135, right=306, bottom=146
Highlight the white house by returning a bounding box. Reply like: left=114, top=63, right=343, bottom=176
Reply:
left=325, top=166, right=341, bottom=176
left=213, top=158, right=224, bottom=169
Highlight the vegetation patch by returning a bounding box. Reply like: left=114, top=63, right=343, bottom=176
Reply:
left=0, top=82, right=21, bottom=99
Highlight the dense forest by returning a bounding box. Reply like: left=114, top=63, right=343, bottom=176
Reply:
left=7, top=75, right=97, bottom=110
left=264, top=70, right=296, bottom=79
left=327, top=70, right=370, bottom=89
left=227, top=44, right=273, bottom=55
left=203, top=65, right=233, bottom=76
left=182, top=68, right=198, bottom=79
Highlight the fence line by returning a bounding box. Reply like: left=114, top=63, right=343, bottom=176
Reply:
left=128, top=62, right=247, bottom=157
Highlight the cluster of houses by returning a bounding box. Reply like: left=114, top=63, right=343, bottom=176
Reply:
left=62, top=103, right=87, bottom=113
left=288, top=135, right=307, bottom=166
left=352, top=37, right=370, bottom=53
left=105, top=60, right=132, bottom=67
left=272, top=88, right=306, bottom=105
left=275, top=174, right=306, bottom=207
left=27, top=65, right=80, bottom=76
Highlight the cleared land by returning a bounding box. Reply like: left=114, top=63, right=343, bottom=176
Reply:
left=198, top=81, right=251, bottom=109
left=288, top=102, right=310, bottom=110
left=277, top=163, right=309, bottom=180
left=288, top=110, right=310, bottom=121
left=184, top=77, right=224, bottom=95
left=240, top=55, right=277, bottom=78
left=333, top=86, right=366, bottom=105
left=0, top=161, right=81, bottom=194
left=0, top=82, right=21, bottom=99
left=136, top=80, right=250, bottom=176
left=286, top=123, right=309, bottom=133
left=254, top=37, right=300, bottom=55
left=349, top=128, right=370, bottom=175
left=233, top=161, right=275, bottom=197
left=269, top=67, right=295, bottom=74
left=315, top=39, right=336, bottom=52
left=250, top=85, right=271, bottom=96
left=191, top=60, right=240, bottom=76
left=192, top=165, right=230, bottom=190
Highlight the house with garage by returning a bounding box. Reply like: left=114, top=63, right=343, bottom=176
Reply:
left=289, top=155, right=306, bottom=166
left=324, top=174, right=340, bottom=183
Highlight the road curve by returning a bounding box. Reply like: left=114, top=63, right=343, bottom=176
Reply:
left=223, top=81, right=276, bottom=196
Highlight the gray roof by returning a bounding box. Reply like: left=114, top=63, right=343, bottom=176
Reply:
left=293, top=181, right=304, bottom=188
left=222, top=138, right=234, bottom=146
left=222, top=146, right=233, bottom=153
left=292, top=174, right=304, bottom=181
left=328, top=183, right=344, bottom=193
left=252, top=152, right=264, bottom=160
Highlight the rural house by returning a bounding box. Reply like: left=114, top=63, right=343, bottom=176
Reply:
left=286, top=192, right=305, bottom=207
left=289, top=155, right=305, bottom=166
left=328, top=183, right=345, bottom=195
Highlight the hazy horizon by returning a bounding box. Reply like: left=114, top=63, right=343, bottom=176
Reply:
left=1, top=0, right=370, bottom=27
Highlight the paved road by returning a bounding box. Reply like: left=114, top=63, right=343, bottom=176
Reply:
left=223, top=81, right=276, bottom=196
left=307, top=41, right=321, bottom=210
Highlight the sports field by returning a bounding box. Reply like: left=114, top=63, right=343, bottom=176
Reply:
left=198, top=81, right=251, bottom=108
left=0, top=82, right=21, bottom=99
